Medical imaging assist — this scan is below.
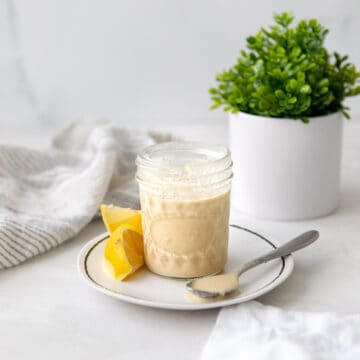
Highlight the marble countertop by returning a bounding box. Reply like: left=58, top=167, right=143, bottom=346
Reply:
left=1, top=119, right=360, bottom=360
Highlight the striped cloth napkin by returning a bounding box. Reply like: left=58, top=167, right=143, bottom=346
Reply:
left=0, top=119, right=171, bottom=269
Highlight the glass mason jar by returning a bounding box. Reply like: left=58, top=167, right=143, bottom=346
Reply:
left=136, top=141, right=233, bottom=278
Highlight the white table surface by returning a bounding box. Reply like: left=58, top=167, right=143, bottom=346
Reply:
left=1, top=119, right=360, bottom=360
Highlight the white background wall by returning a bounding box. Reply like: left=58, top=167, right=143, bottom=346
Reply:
left=1, top=0, right=360, bottom=132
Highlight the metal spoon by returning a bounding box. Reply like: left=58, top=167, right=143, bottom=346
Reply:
left=186, top=229, right=319, bottom=299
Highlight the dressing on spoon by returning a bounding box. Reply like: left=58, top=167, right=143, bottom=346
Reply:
left=184, top=273, right=239, bottom=303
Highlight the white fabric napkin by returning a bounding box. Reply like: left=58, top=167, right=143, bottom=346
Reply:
left=0, top=119, right=171, bottom=270
left=201, top=301, right=360, bottom=360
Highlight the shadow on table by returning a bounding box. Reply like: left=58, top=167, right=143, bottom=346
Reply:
left=336, top=183, right=360, bottom=216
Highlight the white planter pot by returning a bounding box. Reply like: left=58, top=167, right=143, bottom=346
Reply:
left=229, top=112, right=343, bottom=220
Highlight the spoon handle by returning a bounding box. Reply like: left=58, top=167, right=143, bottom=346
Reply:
left=237, top=230, right=319, bottom=276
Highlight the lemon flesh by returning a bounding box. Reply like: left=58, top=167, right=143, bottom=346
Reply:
left=103, top=225, right=144, bottom=280
left=100, top=204, right=144, bottom=280
left=100, top=204, right=142, bottom=235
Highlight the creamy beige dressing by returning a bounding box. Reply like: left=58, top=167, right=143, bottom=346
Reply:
left=140, top=191, right=230, bottom=278
left=184, top=272, right=239, bottom=303
left=191, top=272, right=239, bottom=295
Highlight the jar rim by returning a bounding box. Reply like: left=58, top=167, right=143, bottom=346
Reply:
left=136, top=141, right=231, bottom=170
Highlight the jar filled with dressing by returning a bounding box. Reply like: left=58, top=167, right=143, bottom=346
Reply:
left=136, top=142, right=233, bottom=278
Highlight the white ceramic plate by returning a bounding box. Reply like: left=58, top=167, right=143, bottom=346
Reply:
left=78, top=225, right=294, bottom=310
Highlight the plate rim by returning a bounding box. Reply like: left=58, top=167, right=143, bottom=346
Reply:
left=77, top=226, right=294, bottom=310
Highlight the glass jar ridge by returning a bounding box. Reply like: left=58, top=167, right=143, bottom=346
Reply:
left=136, top=141, right=233, bottom=199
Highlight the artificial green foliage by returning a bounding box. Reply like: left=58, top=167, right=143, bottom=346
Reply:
left=209, top=12, right=360, bottom=121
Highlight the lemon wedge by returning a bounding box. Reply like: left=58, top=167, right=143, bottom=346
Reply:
left=100, top=204, right=144, bottom=280
left=103, top=224, right=144, bottom=280
left=100, top=204, right=142, bottom=235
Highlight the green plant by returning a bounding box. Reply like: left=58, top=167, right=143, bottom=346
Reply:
left=209, top=12, right=360, bottom=122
